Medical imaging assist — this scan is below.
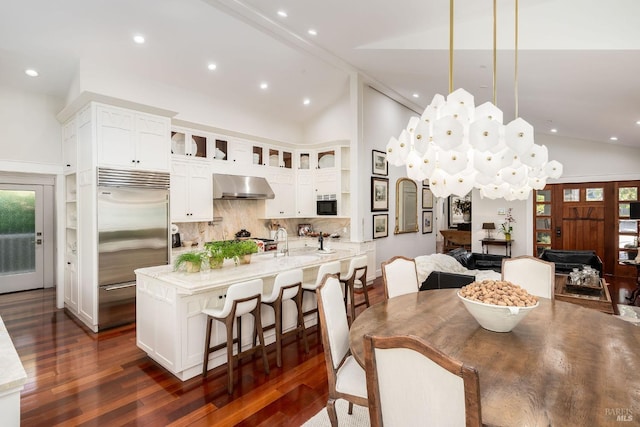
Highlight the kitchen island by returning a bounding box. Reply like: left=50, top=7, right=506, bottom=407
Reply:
left=135, top=248, right=358, bottom=381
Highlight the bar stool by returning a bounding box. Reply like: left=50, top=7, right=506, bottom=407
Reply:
left=302, top=261, right=342, bottom=331
left=260, top=269, right=309, bottom=368
left=340, top=255, right=369, bottom=325
left=202, top=278, right=270, bottom=394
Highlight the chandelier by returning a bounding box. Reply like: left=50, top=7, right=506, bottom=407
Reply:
left=385, top=0, right=562, bottom=200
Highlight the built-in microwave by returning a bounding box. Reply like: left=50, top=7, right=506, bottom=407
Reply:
left=317, top=196, right=337, bottom=216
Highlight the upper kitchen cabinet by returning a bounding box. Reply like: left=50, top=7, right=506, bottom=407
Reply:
left=62, top=118, right=77, bottom=173
left=96, top=105, right=171, bottom=172
left=266, top=147, right=293, bottom=169
left=316, top=149, right=336, bottom=169
left=170, top=158, right=213, bottom=222
left=171, top=128, right=207, bottom=159
left=212, top=138, right=251, bottom=168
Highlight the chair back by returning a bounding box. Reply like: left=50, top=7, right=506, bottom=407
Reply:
left=314, top=260, right=342, bottom=287
left=272, top=269, right=303, bottom=301
left=501, top=255, right=555, bottom=299
left=344, top=255, right=368, bottom=284
left=381, top=256, right=419, bottom=299
left=364, top=334, right=482, bottom=427
left=317, top=274, right=350, bottom=371
left=221, top=279, right=263, bottom=317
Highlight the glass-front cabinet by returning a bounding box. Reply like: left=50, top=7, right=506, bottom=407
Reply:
left=618, top=186, right=639, bottom=261
left=171, top=129, right=207, bottom=158
left=534, top=189, right=552, bottom=256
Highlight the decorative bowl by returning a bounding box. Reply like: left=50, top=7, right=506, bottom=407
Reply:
left=457, top=291, right=539, bottom=333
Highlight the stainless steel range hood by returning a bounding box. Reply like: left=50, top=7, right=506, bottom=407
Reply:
left=213, top=173, right=275, bottom=200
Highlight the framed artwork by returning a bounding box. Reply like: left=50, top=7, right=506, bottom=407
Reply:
left=371, top=177, right=389, bottom=211
left=373, top=214, right=389, bottom=239
left=422, top=187, right=433, bottom=209
left=372, top=150, right=388, bottom=176
left=422, top=211, right=433, bottom=234
left=448, top=194, right=471, bottom=228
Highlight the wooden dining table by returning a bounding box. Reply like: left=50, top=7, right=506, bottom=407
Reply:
left=348, top=289, right=640, bottom=427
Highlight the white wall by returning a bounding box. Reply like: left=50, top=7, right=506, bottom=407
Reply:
left=75, top=61, right=304, bottom=145
left=0, top=86, right=63, bottom=168
left=540, top=133, right=640, bottom=183
left=362, top=86, right=437, bottom=272
left=303, top=91, right=350, bottom=144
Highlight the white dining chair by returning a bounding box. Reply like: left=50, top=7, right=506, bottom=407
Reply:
left=202, top=278, right=270, bottom=394
left=317, top=273, right=368, bottom=427
left=340, top=255, right=369, bottom=325
left=363, top=333, right=482, bottom=427
left=301, top=260, right=342, bottom=329
left=381, top=256, right=420, bottom=299
left=260, top=269, right=308, bottom=368
left=501, top=255, right=555, bottom=299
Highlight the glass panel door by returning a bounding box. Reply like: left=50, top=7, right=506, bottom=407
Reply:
left=0, top=184, right=44, bottom=293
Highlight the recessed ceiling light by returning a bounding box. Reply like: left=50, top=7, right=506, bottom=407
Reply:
left=550, top=128, right=558, bottom=133
left=25, top=69, right=39, bottom=77
left=308, top=29, right=317, bottom=36
left=412, top=93, right=419, bottom=98
left=133, top=34, right=145, bottom=44
left=277, top=10, right=287, bottom=18
left=207, top=63, right=217, bottom=71
left=610, top=136, right=618, bottom=141
left=260, top=82, right=268, bottom=90
left=303, top=98, right=311, bottom=106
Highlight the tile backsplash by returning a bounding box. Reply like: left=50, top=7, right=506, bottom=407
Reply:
left=173, top=199, right=350, bottom=246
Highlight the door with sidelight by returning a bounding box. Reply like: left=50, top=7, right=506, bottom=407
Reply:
left=0, top=184, right=44, bottom=293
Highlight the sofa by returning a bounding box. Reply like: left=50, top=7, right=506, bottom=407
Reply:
left=539, top=249, right=603, bottom=277
left=416, top=250, right=503, bottom=291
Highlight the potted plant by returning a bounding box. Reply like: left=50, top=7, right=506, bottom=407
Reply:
left=204, top=242, right=225, bottom=269
left=174, top=251, right=206, bottom=273
left=500, top=208, right=515, bottom=241
left=234, top=239, right=259, bottom=265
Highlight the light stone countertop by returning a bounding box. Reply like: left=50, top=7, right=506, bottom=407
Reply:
left=0, top=315, right=27, bottom=393
left=138, top=247, right=355, bottom=295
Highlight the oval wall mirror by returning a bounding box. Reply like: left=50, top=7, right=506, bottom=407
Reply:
left=394, top=178, right=418, bottom=234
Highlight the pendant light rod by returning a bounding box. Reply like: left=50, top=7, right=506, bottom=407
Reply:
left=493, top=0, right=497, bottom=105
left=449, top=0, right=454, bottom=94
left=514, top=0, right=519, bottom=118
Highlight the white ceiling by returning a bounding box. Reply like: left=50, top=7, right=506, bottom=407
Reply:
left=2, top=0, right=640, bottom=147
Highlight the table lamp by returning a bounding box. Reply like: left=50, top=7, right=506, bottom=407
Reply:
left=482, top=222, right=496, bottom=240
left=630, top=202, right=640, bottom=262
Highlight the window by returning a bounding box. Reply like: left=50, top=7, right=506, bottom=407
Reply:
left=618, top=186, right=639, bottom=261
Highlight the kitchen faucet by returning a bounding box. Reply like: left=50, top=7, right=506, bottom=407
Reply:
left=275, top=227, right=288, bottom=256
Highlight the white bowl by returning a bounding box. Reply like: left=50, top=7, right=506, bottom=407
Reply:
left=457, top=291, right=539, bottom=333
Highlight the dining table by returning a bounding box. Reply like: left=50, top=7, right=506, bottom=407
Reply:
left=348, top=289, right=640, bottom=427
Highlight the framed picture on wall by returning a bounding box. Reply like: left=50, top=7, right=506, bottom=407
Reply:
left=373, top=214, right=389, bottom=239
left=422, top=211, right=433, bottom=234
left=422, top=187, right=433, bottom=209
left=371, top=177, right=389, bottom=211
left=372, top=150, right=388, bottom=176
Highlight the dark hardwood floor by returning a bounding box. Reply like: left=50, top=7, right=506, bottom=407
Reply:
left=0, top=278, right=386, bottom=427
left=1, top=274, right=636, bottom=426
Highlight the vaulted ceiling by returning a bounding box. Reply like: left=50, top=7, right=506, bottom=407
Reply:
left=2, top=0, right=640, bottom=147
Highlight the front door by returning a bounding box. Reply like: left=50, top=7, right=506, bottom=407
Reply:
left=0, top=184, right=44, bottom=293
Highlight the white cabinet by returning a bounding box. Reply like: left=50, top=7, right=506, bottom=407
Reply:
left=296, top=171, right=316, bottom=217
left=62, top=118, right=77, bottom=172
left=97, top=105, right=170, bottom=172
left=171, top=128, right=208, bottom=159
left=170, top=159, right=213, bottom=222
left=264, top=170, right=295, bottom=217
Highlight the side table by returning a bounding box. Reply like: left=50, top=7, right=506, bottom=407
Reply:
left=480, top=238, right=512, bottom=257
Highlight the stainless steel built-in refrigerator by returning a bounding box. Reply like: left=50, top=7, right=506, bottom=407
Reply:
left=97, top=168, right=170, bottom=330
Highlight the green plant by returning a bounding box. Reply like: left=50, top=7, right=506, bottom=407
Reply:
left=204, top=240, right=258, bottom=265
left=174, top=251, right=206, bottom=272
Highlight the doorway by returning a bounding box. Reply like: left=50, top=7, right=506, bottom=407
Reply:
left=0, top=184, right=44, bottom=293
